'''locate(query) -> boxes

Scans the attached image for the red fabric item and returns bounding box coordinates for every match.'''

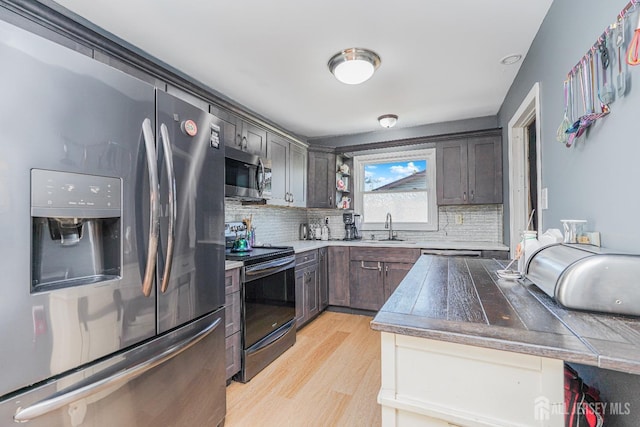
[564,364,604,427]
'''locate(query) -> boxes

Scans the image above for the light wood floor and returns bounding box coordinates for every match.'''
[226,311,381,427]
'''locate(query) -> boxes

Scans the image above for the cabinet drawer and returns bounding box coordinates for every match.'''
[225,290,241,337]
[225,268,240,294]
[296,249,318,269]
[350,247,420,264]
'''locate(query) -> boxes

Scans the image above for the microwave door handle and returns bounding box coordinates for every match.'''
[141,118,160,297]
[13,317,222,423]
[159,123,176,293]
[257,157,265,196]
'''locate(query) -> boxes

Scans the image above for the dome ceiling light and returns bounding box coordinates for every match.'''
[328,48,381,85]
[378,114,398,128]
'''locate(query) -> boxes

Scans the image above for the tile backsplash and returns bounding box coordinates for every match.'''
[226,201,503,244]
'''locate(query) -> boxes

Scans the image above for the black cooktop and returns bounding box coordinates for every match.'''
[225,245,295,266]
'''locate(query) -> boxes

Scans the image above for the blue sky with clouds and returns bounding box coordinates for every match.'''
[364,160,427,191]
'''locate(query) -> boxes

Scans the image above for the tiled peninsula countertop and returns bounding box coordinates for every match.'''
[371,255,640,375]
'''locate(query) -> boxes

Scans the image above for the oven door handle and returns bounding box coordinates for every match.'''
[246,320,295,355]
[244,255,296,281]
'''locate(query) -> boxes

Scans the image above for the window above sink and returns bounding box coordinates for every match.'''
[353,149,437,231]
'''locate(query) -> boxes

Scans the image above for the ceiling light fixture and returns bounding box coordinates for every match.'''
[500,54,523,65]
[378,114,398,128]
[328,48,381,85]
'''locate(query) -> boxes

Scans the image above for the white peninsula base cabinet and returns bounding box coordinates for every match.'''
[378,332,564,427]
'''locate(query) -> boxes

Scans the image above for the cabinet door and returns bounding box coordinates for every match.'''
[267,133,289,205]
[241,121,267,157]
[210,105,241,150]
[225,331,241,380]
[468,136,502,204]
[436,139,468,205]
[308,150,336,208]
[289,143,307,207]
[224,268,241,337]
[318,247,329,310]
[329,246,350,306]
[383,262,414,301]
[222,117,241,150]
[305,265,319,320]
[295,266,306,328]
[349,260,384,311]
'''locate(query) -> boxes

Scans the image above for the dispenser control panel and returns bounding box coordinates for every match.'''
[31,169,121,218]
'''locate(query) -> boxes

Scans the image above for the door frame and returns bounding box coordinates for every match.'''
[507,83,543,257]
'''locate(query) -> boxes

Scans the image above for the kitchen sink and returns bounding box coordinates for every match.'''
[361,239,413,244]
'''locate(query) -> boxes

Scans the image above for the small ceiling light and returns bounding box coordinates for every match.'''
[500,54,523,65]
[328,48,381,85]
[378,114,398,128]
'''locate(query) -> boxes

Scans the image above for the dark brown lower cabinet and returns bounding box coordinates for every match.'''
[349,260,384,310]
[383,262,415,301]
[328,246,350,306]
[295,264,319,328]
[224,268,241,380]
[349,247,420,311]
[318,247,329,310]
[295,249,326,329]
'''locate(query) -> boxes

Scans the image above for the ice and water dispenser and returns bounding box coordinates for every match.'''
[31,169,121,291]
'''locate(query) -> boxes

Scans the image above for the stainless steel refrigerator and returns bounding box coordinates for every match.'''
[0,16,226,426]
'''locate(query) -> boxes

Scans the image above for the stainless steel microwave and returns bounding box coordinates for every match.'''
[225,146,271,200]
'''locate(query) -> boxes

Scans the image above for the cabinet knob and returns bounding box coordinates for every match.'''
[470,190,474,201]
[463,191,467,202]
[242,136,248,150]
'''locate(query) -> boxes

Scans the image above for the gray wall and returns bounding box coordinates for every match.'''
[498,0,640,252]
[499,1,640,424]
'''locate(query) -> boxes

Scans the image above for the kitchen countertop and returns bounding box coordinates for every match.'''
[225,260,243,271]
[285,239,509,253]
[371,255,640,375]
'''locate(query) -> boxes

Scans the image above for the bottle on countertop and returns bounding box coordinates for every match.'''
[517,230,541,274]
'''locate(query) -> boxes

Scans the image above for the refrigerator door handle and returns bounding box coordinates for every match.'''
[159,123,176,293]
[13,317,222,423]
[141,118,161,297]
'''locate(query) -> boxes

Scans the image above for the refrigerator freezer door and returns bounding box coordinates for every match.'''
[0,19,156,397]
[0,309,226,427]
[155,91,225,333]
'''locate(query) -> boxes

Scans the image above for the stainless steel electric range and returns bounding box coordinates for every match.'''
[225,232,296,382]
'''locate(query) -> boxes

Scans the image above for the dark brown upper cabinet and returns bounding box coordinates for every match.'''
[307,147,336,209]
[436,134,502,205]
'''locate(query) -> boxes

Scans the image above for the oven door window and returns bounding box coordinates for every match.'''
[244,268,295,349]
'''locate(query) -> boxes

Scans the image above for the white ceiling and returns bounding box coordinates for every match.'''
[52,0,553,139]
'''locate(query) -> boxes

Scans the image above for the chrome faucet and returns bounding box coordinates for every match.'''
[384,212,393,240]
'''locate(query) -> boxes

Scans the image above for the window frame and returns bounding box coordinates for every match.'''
[353,149,438,231]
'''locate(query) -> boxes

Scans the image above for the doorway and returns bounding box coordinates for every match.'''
[507,83,542,257]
